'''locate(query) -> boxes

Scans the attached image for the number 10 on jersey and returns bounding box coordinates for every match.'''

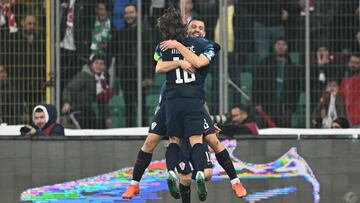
[173,57,196,84]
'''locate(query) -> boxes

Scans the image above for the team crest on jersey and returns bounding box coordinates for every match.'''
[151,122,157,130]
[178,162,186,171]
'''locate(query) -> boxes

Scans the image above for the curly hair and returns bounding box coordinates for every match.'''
[155,7,186,40]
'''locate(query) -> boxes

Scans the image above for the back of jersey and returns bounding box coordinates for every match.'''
[154,36,219,100]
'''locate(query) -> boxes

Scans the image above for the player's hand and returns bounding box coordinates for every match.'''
[179,60,195,74]
[160,40,180,51]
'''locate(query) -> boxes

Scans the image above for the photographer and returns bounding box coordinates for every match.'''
[215,104,259,136]
[20,105,65,136]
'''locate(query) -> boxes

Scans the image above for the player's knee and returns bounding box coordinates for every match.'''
[204,169,213,181]
[141,133,161,153]
[205,133,225,153]
[180,173,192,185]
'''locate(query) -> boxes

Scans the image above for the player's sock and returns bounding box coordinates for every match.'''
[166,143,180,171]
[215,149,237,180]
[180,183,191,203]
[191,143,207,172]
[132,150,152,182]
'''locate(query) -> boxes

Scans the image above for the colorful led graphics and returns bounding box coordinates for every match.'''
[21,139,320,202]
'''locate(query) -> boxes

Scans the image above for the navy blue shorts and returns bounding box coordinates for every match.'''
[148,103,167,136]
[176,141,212,175]
[165,98,207,138]
[148,99,215,137]
[203,108,215,137]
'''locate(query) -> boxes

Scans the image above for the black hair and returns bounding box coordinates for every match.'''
[90,54,107,64]
[96,0,113,12]
[232,104,250,114]
[155,7,186,40]
[35,108,44,113]
[123,3,137,12]
[350,52,360,58]
[273,36,288,45]
[188,17,205,24]
[332,117,350,128]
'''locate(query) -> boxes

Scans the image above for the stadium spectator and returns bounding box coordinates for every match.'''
[1,13,45,123]
[341,53,360,128]
[245,0,288,60]
[193,0,217,40]
[350,31,360,54]
[111,0,137,30]
[20,104,65,136]
[218,104,259,136]
[62,54,113,129]
[59,0,94,89]
[333,1,360,52]
[287,0,339,51]
[0,65,19,124]
[0,0,18,33]
[311,79,346,128]
[181,0,198,24]
[253,37,302,128]
[310,46,346,107]
[89,1,113,60]
[113,3,154,127]
[331,117,350,129]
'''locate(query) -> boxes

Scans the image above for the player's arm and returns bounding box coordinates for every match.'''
[155,59,194,74]
[160,40,210,68]
[153,47,195,74]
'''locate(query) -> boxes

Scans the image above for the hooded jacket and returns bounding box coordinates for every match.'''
[32,105,65,136]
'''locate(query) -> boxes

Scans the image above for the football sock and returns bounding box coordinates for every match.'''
[191,143,207,172]
[215,149,237,180]
[132,150,152,182]
[166,143,180,171]
[180,183,191,203]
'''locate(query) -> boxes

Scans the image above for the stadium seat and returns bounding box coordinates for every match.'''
[291,92,306,128]
[109,94,126,128]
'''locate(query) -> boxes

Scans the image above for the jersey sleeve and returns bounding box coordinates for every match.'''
[202,47,216,62]
[200,39,220,62]
[153,44,163,62]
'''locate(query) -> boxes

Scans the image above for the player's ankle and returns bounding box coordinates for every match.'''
[230,178,240,185]
[130,180,140,186]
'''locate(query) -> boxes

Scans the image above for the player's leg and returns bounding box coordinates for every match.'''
[164,98,186,199]
[203,107,247,198]
[192,150,213,181]
[176,155,194,203]
[204,168,213,181]
[166,136,181,199]
[179,173,192,203]
[188,135,207,201]
[122,105,166,199]
[185,102,209,201]
[122,133,162,199]
[205,133,247,198]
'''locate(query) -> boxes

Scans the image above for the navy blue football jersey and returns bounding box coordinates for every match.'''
[154,36,220,100]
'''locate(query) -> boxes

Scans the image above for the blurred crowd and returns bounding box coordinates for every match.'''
[1,0,360,130]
